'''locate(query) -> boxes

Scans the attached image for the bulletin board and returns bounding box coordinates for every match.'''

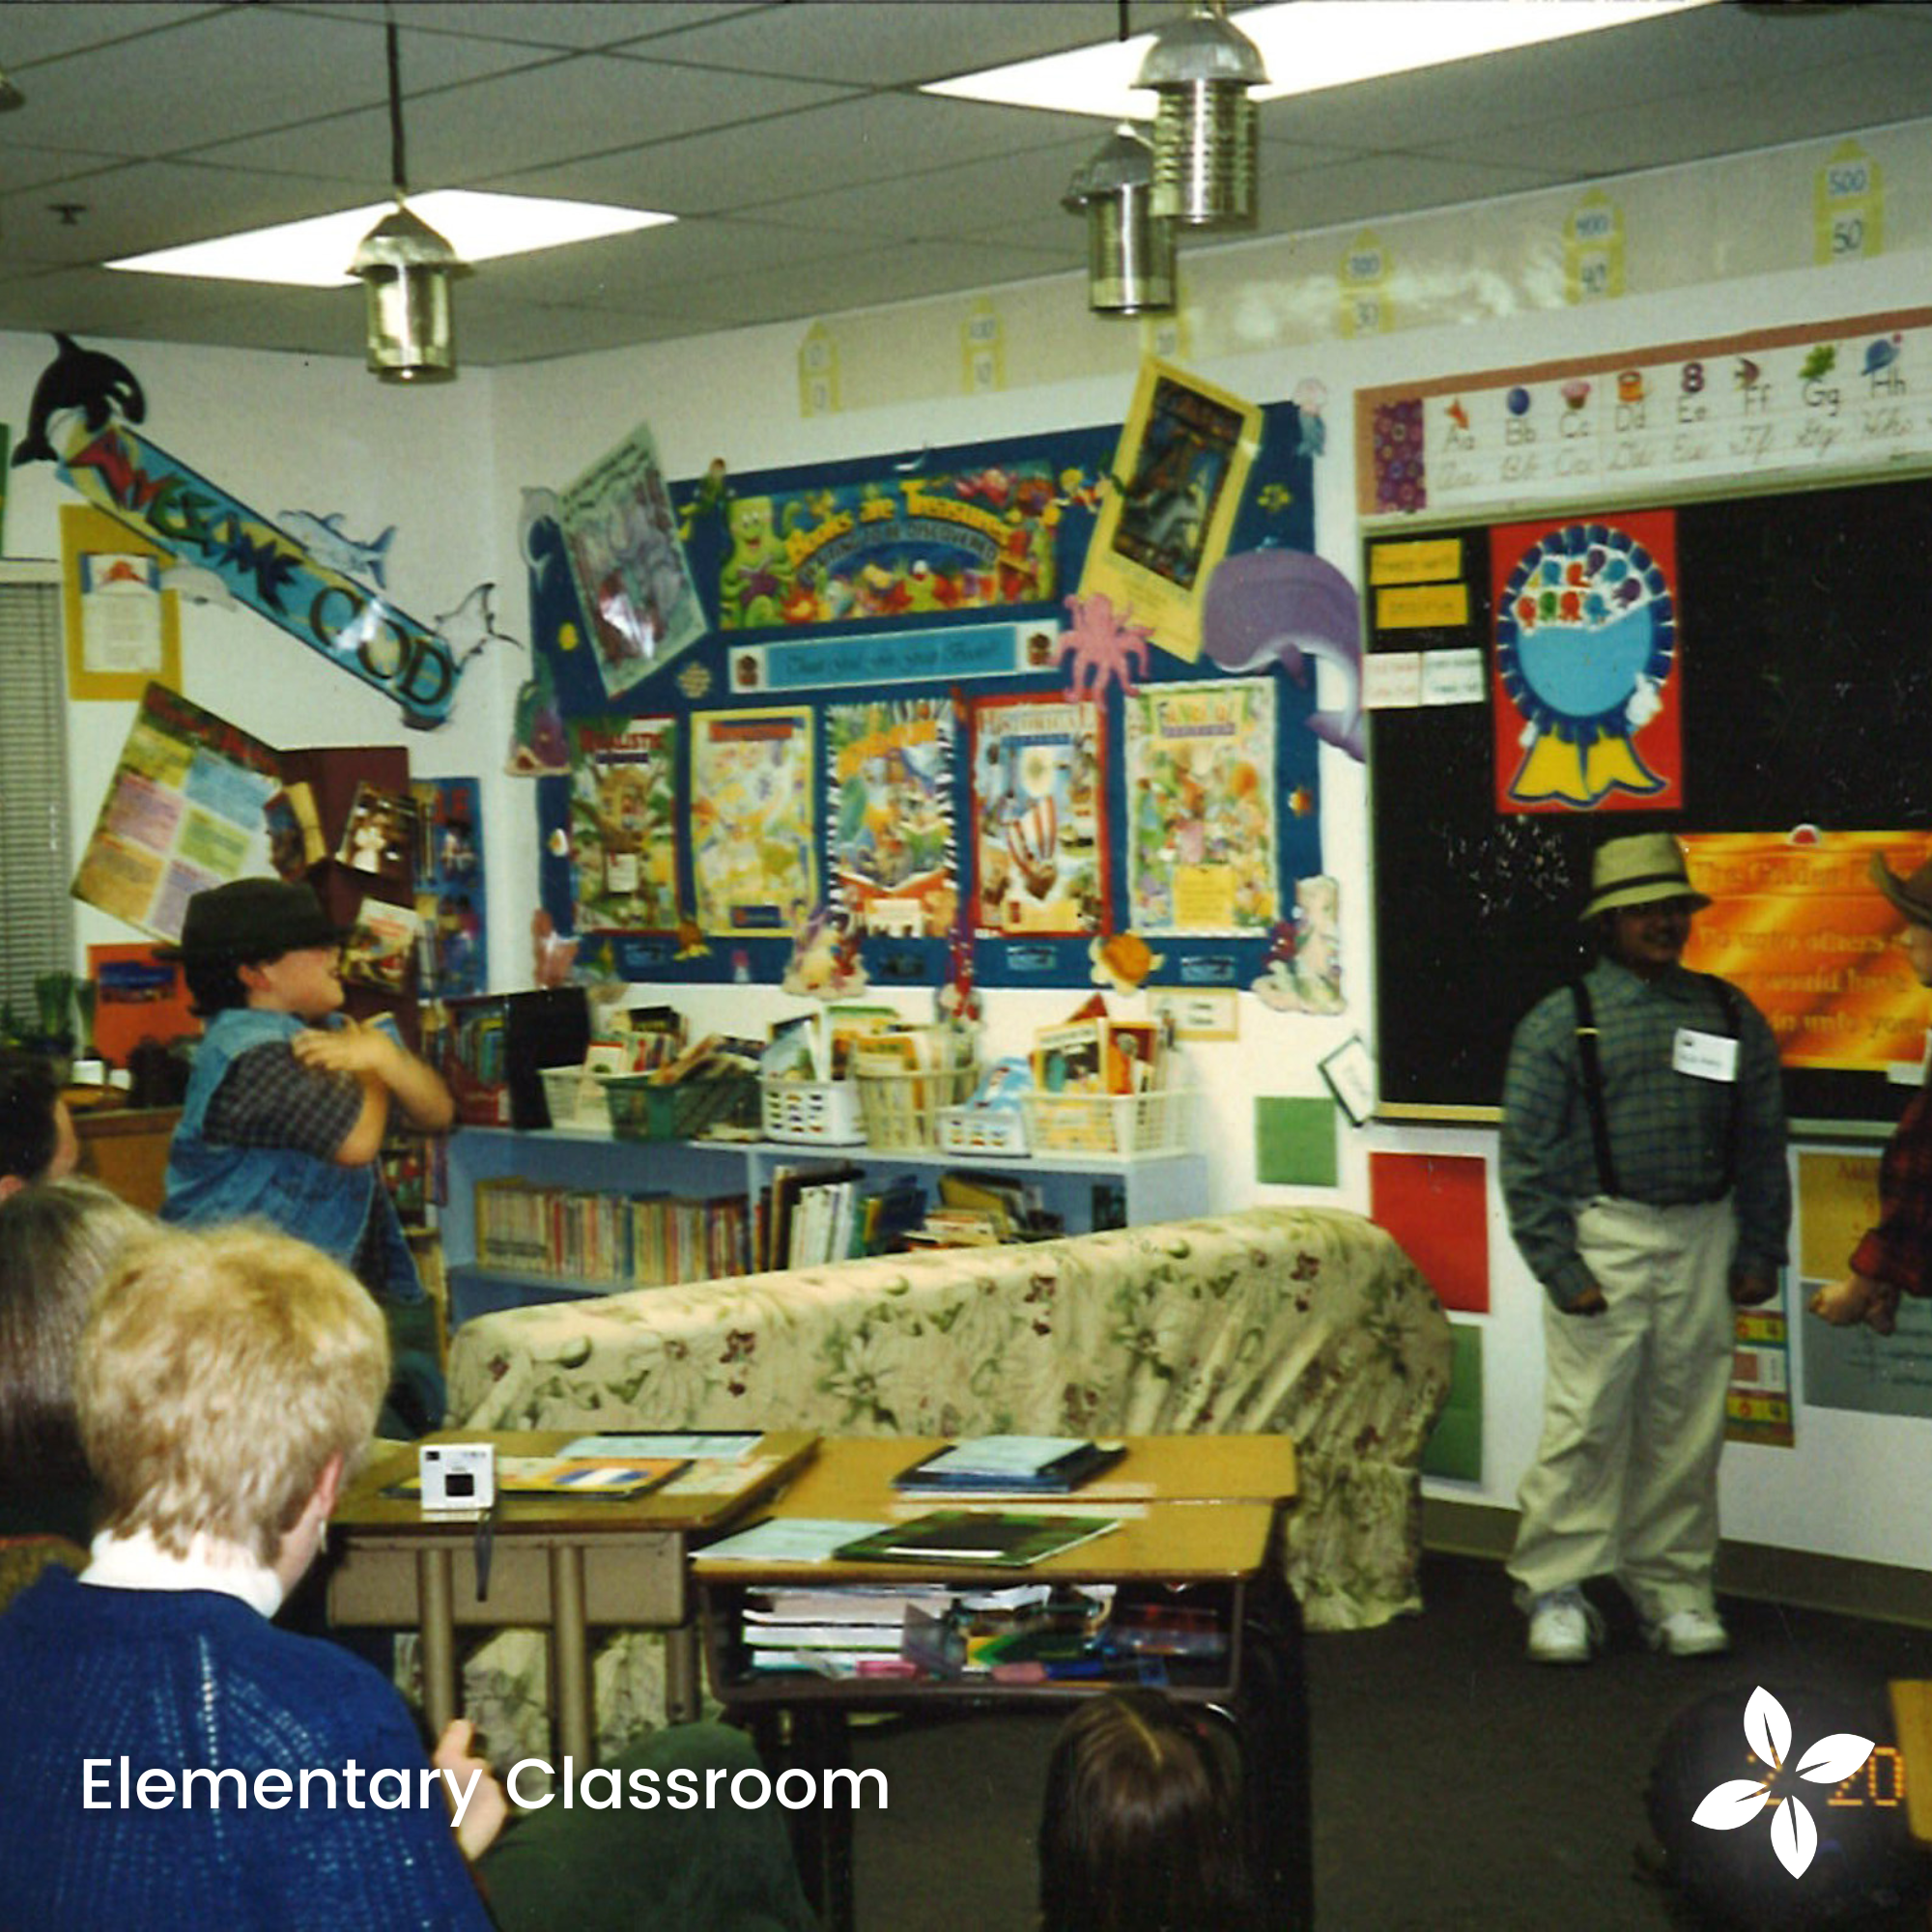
[1365,469,1932,1125]
[527,386,1331,996]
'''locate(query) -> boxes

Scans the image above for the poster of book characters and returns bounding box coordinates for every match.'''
[971,696,1106,937]
[826,698,957,938]
[569,717,681,934]
[1079,359,1262,664]
[692,708,816,935]
[71,683,280,944]
[557,422,707,701]
[1124,679,1279,935]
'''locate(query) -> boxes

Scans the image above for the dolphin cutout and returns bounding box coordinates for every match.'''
[1201,549,1365,763]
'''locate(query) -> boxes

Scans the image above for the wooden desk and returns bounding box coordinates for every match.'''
[328,1429,816,1768]
[761,1432,1298,1515]
[695,1435,1308,1931]
[72,1103,179,1212]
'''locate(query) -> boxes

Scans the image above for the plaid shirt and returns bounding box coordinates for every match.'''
[1501,956,1790,1309]
[1850,1082,1932,1313]
[203,1039,362,1159]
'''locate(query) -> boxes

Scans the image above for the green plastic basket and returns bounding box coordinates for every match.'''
[604,1071,758,1142]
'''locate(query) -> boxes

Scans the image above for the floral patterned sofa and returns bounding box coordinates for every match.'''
[437,1206,1450,1761]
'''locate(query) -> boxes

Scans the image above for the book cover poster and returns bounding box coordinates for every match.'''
[335,781,417,880]
[71,683,280,943]
[826,697,956,939]
[569,717,681,934]
[1123,678,1278,935]
[557,421,706,700]
[1490,508,1683,814]
[971,696,1106,937]
[340,896,420,991]
[412,778,487,1000]
[1079,358,1263,663]
[691,707,816,934]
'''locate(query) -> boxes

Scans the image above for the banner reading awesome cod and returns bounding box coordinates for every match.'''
[56,421,465,729]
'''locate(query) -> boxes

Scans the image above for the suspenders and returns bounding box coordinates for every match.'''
[1568,975,1741,1200]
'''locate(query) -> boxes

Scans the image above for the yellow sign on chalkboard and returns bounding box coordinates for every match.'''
[1369,538,1461,586]
[1374,582,1469,630]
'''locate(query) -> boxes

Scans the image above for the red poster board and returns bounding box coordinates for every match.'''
[1370,1151,1491,1314]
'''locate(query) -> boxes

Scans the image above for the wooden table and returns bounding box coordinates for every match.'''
[328,1429,816,1768]
[695,1435,1307,1931]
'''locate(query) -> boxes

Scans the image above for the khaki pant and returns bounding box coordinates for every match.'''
[1508,1195,1737,1624]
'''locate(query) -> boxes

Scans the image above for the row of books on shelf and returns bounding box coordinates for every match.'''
[472,1178,750,1288]
[755,1165,1061,1269]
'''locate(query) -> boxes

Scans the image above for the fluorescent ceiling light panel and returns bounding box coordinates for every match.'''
[109,191,672,286]
[924,0,1714,118]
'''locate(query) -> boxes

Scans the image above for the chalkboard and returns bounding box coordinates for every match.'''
[1367,471,1932,1122]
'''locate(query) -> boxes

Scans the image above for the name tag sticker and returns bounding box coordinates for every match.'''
[1674,1028,1738,1083]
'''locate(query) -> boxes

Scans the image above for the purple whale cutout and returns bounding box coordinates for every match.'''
[1201,549,1364,763]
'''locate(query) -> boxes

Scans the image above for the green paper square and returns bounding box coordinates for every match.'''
[1254,1095,1338,1187]
[1420,1321,1484,1482]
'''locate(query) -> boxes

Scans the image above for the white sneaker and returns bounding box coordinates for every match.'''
[1526,1588,1604,1664]
[1646,1606,1730,1658]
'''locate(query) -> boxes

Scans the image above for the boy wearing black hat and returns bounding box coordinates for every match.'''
[1500,833,1789,1665]
[160,878,453,1435]
[1810,853,1932,1337]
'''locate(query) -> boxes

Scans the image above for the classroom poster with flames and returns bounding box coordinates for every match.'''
[1682,831,1932,1073]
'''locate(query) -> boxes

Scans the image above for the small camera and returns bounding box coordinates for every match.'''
[418,1442,495,1513]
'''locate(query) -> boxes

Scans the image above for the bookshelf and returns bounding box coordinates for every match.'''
[440,1127,1210,1329]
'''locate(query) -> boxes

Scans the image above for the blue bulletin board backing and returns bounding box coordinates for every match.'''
[530,401,1321,993]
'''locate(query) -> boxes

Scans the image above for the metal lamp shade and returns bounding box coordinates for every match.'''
[1136,3,1266,228]
[349,202,468,384]
[1064,123,1176,316]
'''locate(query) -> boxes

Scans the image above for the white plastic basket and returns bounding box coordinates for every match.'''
[759,1077,865,1145]
[540,1064,612,1135]
[936,1103,1030,1157]
[854,1063,980,1151]
[1020,1085,1193,1157]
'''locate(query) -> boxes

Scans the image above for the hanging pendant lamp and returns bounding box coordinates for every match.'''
[1136,1,1267,229]
[1064,122,1176,316]
[349,14,468,383]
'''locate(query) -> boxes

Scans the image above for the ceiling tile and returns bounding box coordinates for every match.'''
[486,91,1106,220]
[0,9,549,163]
[200,52,856,189]
[272,2,772,56]
[631,2,1137,88]
[0,160,381,268]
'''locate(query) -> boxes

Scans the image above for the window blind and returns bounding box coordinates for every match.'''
[0,570,73,1029]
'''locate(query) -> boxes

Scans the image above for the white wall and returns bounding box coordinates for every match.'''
[14,109,1932,1572]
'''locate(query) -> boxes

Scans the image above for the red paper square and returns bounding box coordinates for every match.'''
[1370,1151,1490,1313]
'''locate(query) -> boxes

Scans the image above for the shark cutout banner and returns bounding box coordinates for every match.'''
[13,336,501,729]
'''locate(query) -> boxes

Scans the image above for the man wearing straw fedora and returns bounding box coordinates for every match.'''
[1810,852,1932,1338]
[1501,832,1788,1664]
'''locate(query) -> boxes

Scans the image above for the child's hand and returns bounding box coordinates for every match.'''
[292,1020,402,1079]
[431,1719,509,1860]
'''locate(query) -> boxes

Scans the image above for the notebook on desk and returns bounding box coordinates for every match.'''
[892,1436,1126,1495]
[834,1510,1121,1568]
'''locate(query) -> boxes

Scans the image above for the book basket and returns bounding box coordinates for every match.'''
[605,1072,758,1143]
[855,1063,980,1151]
[539,1065,613,1134]
[1020,1084,1194,1157]
[759,1078,865,1146]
